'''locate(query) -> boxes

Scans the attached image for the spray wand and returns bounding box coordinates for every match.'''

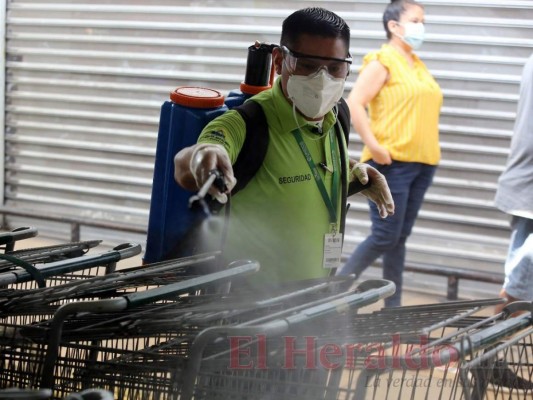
[188,170,227,216]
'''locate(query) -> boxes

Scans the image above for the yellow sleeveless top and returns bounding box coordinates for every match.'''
[360,44,442,165]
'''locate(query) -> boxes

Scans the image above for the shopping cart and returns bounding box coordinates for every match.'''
[458,301,533,400]
[0,242,140,292]
[0,242,141,329]
[0,255,261,395]
[318,298,511,400]
[186,297,527,400]
[350,301,532,400]
[6,275,392,399]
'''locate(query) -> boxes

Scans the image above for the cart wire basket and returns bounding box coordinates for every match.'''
[0,257,261,396]
[2,268,392,399]
[322,300,531,400]
[186,298,533,400]
[47,277,391,400]
[0,250,228,328]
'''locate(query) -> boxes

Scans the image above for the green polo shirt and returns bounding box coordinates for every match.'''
[198,77,349,284]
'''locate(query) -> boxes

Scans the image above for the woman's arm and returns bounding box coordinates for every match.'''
[347,60,391,165]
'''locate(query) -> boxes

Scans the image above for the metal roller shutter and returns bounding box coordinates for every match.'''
[3,0,533,295]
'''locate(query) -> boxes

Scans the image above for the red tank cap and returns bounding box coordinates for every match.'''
[170,86,225,109]
[240,82,272,96]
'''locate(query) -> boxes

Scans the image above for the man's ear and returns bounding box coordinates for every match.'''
[272,47,283,75]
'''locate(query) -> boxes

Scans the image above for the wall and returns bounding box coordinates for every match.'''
[3,0,533,295]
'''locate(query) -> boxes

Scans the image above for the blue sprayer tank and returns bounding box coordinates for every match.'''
[144,42,274,263]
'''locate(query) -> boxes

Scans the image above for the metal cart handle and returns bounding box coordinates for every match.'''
[283,279,395,325]
[454,311,532,356]
[0,226,39,250]
[47,259,260,316]
[0,242,142,286]
[125,259,260,307]
[240,278,390,327]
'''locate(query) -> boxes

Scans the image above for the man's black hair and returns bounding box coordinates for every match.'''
[280,7,350,54]
[383,0,423,39]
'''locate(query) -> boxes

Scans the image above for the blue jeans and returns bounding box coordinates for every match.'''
[337,161,436,307]
[503,216,533,301]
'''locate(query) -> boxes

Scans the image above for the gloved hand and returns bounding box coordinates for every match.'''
[350,162,395,218]
[189,143,237,203]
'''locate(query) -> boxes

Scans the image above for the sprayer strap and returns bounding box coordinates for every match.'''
[231,100,269,196]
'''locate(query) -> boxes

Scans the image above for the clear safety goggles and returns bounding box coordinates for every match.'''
[281,45,352,79]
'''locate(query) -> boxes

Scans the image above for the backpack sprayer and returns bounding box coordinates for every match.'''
[187,41,276,215]
[144,42,276,264]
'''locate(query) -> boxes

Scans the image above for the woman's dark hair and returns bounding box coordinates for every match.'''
[383,0,423,39]
[280,7,350,54]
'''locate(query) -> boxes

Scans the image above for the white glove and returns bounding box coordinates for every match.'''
[189,144,237,203]
[350,163,395,218]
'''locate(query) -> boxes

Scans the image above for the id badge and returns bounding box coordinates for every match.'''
[323,233,343,269]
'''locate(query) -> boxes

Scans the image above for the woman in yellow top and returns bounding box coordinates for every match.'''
[337,0,443,307]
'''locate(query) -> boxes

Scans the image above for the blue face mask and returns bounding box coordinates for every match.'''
[398,22,425,50]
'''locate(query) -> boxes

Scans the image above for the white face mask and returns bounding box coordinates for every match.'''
[397,22,425,50]
[286,69,345,120]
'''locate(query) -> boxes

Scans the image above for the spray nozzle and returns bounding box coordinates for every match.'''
[210,169,228,193]
[251,40,278,53]
[188,170,227,216]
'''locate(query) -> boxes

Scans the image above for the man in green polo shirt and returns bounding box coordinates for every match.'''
[174,7,394,285]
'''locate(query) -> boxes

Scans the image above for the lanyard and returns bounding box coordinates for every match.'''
[292,127,339,228]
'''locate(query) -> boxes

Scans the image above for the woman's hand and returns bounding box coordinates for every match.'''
[369,144,392,165]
